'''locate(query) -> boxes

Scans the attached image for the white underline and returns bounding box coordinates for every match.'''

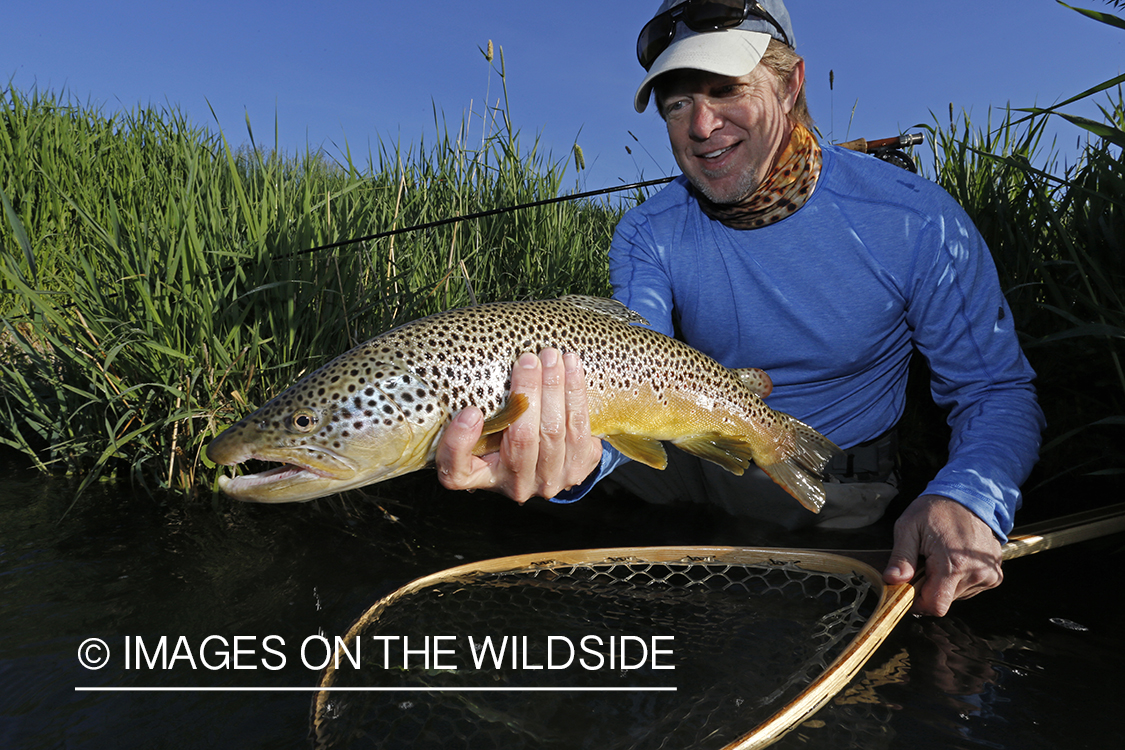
[75,686,677,693]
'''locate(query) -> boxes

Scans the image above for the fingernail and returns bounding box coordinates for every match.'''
[563,352,578,373]
[541,349,558,368]
[519,353,539,369]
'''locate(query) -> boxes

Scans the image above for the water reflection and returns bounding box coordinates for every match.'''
[1,469,1122,749]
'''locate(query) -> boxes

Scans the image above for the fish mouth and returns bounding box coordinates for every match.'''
[212,447,359,503]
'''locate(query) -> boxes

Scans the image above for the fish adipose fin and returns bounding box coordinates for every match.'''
[733,367,773,398]
[757,423,842,513]
[471,393,530,455]
[604,434,669,470]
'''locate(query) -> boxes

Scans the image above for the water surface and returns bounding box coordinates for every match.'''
[1,468,1121,749]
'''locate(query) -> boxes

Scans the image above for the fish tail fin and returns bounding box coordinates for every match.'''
[759,421,841,513]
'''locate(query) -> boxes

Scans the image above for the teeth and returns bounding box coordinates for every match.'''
[701,146,732,159]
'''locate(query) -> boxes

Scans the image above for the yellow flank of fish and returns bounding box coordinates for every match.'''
[206,296,841,510]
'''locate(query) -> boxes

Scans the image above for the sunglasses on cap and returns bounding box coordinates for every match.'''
[636,0,792,71]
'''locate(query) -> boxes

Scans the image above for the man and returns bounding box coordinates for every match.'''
[435,0,1044,617]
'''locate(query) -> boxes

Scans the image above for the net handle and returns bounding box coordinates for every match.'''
[312,503,1125,748]
[728,501,1125,749]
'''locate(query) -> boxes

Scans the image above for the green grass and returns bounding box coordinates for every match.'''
[917,95,1124,489]
[2,5,1123,502]
[0,51,623,498]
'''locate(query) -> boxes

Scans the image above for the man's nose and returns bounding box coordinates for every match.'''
[690,99,723,140]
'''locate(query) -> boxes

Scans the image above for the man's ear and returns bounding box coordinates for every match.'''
[783,59,805,114]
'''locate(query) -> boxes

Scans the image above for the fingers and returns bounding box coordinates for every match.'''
[502,352,551,503]
[884,495,1004,616]
[917,556,1003,617]
[533,349,567,499]
[563,353,603,487]
[503,349,601,501]
[434,406,492,491]
[434,349,601,504]
[884,527,921,586]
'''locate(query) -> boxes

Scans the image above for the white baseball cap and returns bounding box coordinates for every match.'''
[634,0,796,113]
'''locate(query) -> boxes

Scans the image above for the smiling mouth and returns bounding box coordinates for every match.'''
[700,145,735,160]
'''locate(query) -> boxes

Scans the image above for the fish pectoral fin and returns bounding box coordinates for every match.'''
[472,432,503,456]
[733,367,773,398]
[481,393,530,435]
[604,434,668,470]
[470,393,530,455]
[671,434,756,476]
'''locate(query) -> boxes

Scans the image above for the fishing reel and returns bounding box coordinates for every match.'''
[836,133,924,173]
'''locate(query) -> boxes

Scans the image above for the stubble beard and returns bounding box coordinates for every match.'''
[690,163,762,205]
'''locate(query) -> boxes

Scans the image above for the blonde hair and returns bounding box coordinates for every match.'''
[759,39,814,130]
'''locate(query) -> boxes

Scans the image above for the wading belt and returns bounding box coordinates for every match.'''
[825,429,898,484]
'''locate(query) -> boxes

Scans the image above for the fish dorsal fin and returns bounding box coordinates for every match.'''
[471,393,530,455]
[733,367,773,398]
[557,295,650,326]
[604,434,668,470]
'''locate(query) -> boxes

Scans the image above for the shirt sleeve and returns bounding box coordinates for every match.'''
[905,199,1045,539]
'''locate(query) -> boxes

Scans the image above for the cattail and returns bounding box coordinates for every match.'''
[573,143,585,171]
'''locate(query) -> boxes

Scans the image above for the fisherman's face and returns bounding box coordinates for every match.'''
[657,65,798,205]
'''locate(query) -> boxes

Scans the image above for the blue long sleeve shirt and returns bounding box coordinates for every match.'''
[557,144,1044,540]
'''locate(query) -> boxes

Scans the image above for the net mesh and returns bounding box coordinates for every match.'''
[312,554,879,750]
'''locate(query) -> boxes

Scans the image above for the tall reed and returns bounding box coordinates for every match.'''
[917,4,1125,488]
[0,51,624,497]
[3,8,1122,501]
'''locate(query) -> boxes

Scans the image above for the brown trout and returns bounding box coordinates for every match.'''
[206,296,840,509]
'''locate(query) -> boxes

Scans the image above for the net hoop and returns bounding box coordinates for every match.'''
[312,545,913,749]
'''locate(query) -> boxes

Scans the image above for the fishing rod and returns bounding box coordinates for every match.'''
[279,131,922,263]
[4,131,924,301]
[276,175,677,262]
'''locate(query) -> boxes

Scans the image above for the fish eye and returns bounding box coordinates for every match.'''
[287,408,318,433]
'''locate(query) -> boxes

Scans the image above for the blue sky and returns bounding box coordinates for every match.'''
[5,1,1122,191]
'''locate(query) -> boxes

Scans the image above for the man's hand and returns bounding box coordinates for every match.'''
[883,494,1003,616]
[434,349,603,504]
